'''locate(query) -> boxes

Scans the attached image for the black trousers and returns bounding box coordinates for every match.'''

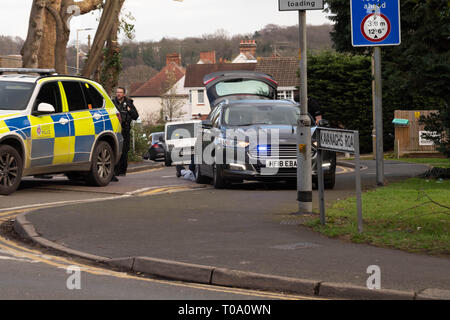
[115,128,130,176]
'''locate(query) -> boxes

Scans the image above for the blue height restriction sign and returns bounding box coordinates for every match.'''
[351,0,401,47]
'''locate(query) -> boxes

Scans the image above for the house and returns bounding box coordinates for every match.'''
[130,53,189,123]
[255,57,299,101]
[184,63,257,119]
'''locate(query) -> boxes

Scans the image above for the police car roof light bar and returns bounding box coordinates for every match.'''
[0,68,57,75]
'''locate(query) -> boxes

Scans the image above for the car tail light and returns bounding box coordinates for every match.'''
[152,144,159,148]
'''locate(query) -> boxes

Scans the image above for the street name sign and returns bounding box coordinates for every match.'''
[351,0,401,47]
[278,0,324,11]
[318,128,356,153]
[316,128,363,233]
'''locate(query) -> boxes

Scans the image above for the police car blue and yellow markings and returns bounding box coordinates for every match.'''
[0,77,121,172]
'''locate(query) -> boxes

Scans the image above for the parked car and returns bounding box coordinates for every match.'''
[147,132,166,161]
[164,120,201,167]
[0,68,123,195]
[194,71,336,189]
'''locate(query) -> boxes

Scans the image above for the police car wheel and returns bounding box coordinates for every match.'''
[87,141,115,187]
[0,145,23,195]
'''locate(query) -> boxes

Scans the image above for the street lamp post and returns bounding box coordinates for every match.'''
[76,28,94,75]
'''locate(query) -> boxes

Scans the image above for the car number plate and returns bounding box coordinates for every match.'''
[266,159,297,168]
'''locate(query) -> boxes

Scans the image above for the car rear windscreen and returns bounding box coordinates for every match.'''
[215,79,271,97]
[166,123,196,140]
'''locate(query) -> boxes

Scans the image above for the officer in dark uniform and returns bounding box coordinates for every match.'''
[112,87,139,182]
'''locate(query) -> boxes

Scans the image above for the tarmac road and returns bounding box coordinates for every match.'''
[4,160,447,299]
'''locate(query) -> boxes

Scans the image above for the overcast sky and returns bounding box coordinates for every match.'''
[2,0,333,44]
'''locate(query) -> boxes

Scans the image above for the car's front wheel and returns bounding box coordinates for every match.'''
[213,164,228,189]
[87,141,115,186]
[195,164,210,184]
[0,145,23,195]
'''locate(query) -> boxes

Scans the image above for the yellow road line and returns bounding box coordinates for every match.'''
[0,237,323,300]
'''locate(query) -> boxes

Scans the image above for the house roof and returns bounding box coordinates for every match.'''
[255,57,299,88]
[130,63,185,97]
[184,63,256,88]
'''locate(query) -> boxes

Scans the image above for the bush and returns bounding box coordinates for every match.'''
[308,51,373,153]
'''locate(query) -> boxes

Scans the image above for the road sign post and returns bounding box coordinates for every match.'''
[317,128,363,233]
[279,0,324,214]
[351,0,401,186]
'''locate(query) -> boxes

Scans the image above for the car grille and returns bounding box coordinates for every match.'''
[249,144,317,159]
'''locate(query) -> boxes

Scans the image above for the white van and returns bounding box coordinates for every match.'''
[164,120,201,166]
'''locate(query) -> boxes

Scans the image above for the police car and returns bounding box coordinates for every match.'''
[0,68,123,195]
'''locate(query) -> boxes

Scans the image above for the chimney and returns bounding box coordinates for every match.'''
[199,51,216,64]
[166,53,181,66]
[239,40,257,58]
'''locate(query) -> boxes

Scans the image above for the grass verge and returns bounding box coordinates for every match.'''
[304,178,450,256]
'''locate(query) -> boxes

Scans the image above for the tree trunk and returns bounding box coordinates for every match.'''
[81,0,125,78]
[101,1,123,94]
[38,0,61,69]
[21,0,47,68]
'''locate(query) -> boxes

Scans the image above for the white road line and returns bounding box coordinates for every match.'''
[0,256,39,263]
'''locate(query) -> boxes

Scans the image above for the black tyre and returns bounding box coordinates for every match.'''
[164,152,172,167]
[325,173,336,189]
[0,145,23,195]
[195,164,210,184]
[87,141,115,187]
[213,164,228,189]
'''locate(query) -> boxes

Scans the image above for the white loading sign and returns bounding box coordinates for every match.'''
[361,10,391,42]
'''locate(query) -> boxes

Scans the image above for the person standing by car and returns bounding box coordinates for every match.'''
[112,87,139,182]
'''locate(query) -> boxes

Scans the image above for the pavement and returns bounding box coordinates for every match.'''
[12,160,450,299]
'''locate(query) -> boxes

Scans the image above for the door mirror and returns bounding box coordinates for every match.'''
[36,103,55,114]
[202,119,213,128]
[318,119,330,127]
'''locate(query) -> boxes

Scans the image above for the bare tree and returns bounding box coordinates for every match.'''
[160,71,187,122]
[81,0,125,78]
[21,0,46,68]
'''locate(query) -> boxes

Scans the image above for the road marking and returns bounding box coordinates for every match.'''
[128,167,164,175]
[0,237,324,300]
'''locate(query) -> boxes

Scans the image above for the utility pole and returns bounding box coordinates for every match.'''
[297,10,313,214]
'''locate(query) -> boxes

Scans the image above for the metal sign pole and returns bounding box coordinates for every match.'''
[374,48,384,186]
[297,10,313,214]
[354,132,363,233]
[317,145,325,225]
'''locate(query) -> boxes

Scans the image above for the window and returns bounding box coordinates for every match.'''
[215,80,270,97]
[189,90,192,104]
[0,82,35,110]
[223,105,300,126]
[34,82,62,113]
[62,81,87,112]
[198,90,204,104]
[82,82,104,109]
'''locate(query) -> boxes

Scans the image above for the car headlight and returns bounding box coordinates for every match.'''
[217,138,250,148]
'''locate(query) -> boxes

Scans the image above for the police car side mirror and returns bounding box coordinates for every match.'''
[36,103,55,114]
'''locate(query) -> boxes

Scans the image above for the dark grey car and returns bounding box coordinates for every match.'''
[194,71,336,189]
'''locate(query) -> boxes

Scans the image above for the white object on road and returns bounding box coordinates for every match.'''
[180,169,196,182]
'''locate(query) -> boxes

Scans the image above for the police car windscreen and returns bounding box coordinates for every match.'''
[167,123,196,140]
[0,82,35,110]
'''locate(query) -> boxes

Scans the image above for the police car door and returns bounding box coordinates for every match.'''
[61,81,104,164]
[29,81,70,167]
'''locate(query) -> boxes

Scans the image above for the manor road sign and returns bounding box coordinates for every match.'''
[351,0,401,47]
[278,0,324,11]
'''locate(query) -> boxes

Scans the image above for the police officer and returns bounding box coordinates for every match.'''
[112,87,139,182]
